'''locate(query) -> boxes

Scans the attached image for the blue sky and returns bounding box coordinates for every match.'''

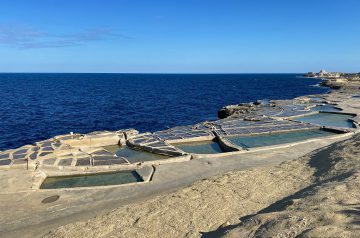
[0,0,359,73]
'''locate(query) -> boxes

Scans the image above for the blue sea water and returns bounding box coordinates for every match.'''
[0,73,327,151]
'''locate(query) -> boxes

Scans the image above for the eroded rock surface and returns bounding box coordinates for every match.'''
[44,135,360,238]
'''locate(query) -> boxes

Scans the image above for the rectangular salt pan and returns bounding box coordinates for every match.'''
[227,129,339,148]
[295,113,355,128]
[172,140,224,154]
[104,145,169,163]
[40,171,143,189]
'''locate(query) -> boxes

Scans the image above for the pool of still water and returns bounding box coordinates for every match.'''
[310,96,325,100]
[172,140,223,154]
[104,145,169,163]
[295,112,355,128]
[227,129,338,149]
[40,170,143,189]
[310,104,342,112]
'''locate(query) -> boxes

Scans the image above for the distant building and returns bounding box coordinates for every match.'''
[319,69,327,75]
[304,69,341,78]
[318,69,340,78]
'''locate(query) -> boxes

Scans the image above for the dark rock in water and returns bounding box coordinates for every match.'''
[253,100,261,106]
[218,103,255,119]
[217,107,232,119]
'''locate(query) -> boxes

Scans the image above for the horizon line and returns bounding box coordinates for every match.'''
[0,72,307,74]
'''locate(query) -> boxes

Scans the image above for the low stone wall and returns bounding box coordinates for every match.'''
[217,136,243,152]
[126,142,184,157]
[322,126,355,133]
[281,111,319,119]
[136,166,155,182]
[37,162,142,173]
[60,132,122,148]
[165,135,215,144]
[140,154,191,166]
[212,130,243,152]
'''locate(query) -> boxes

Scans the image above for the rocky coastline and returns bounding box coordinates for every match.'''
[44,73,360,238]
[305,69,360,89]
[1,71,360,238]
[218,70,360,119]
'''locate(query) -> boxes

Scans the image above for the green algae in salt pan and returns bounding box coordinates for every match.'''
[105,145,169,163]
[295,112,355,128]
[172,140,223,154]
[227,129,338,149]
[40,171,143,189]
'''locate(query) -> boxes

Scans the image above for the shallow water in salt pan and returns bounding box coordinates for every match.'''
[227,129,338,148]
[104,145,169,163]
[172,141,223,154]
[296,112,354,128]
[310,104,342,112]
[40,171,142,189]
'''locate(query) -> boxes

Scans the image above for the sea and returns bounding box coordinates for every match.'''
[0,73,328,151]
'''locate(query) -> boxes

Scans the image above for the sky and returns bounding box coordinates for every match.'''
[0,0,359,73]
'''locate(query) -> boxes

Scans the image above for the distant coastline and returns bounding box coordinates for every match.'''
[304,69,360,89]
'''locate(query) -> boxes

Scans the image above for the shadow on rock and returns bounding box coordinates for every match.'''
[201,137,358,238]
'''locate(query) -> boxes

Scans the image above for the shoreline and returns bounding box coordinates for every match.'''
[44,134,360,238]
[1,72,360,237]
[3,134,354,238]
[0,73,324,152]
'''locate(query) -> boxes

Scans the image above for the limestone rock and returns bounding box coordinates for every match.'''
[218,103,255,119]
